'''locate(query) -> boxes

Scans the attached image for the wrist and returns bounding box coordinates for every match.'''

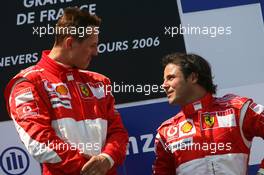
[99,153,114,169]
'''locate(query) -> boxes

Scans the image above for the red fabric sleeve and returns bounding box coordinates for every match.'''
[242,101,264,169]
[153,133,176,175]
[6,81,87,174]
[101,79,129,167]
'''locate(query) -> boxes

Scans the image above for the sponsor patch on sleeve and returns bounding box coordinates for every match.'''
[15,88,34,107]
[250,103,264,115]
[16,101,39,118]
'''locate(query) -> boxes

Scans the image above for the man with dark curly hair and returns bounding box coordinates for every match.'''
[153,53,264,175]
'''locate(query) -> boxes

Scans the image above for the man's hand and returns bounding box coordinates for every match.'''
[80,154,111,175]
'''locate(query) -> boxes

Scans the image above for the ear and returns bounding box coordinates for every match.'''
[64,36,74,49]
[188,72,198,84]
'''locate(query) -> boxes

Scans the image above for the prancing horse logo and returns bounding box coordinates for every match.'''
[80,84,89,97]
[204,114,215,127]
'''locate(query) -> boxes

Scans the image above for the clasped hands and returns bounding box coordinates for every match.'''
[80,153,111,175]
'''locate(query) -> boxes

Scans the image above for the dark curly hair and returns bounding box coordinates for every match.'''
[162,53,217,94]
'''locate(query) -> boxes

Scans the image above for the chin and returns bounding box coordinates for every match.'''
[79,64,89,70]
[168,98,179,105]
[168,98,175,105]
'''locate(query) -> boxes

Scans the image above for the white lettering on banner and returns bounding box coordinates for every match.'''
[98,41,129,53]
[126,134,155,155]
[39,5,96,23]
[17,12,35,25]
[0,53,38,67]
[98,37,160,54]
[39,8,64,22]
[23,0,73,8]
[17,3,96,25]
[141,134,155,153]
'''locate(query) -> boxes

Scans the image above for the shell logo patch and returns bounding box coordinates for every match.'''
[55,85,68,96]
[181,121,193,133]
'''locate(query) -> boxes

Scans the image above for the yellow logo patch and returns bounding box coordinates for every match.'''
[181,121,193,133]
[204,114,215,127]
[55,85,68,95]
[80,84,89,97]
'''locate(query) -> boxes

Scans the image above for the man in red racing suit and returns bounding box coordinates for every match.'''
[5,7,128,175]
[153,53,264,175]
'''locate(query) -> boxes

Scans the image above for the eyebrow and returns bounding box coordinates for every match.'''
[164,74,175,80]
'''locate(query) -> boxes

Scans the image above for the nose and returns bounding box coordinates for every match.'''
[162,80,169,90]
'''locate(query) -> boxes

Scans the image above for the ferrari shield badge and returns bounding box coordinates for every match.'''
[204,114,215,127]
